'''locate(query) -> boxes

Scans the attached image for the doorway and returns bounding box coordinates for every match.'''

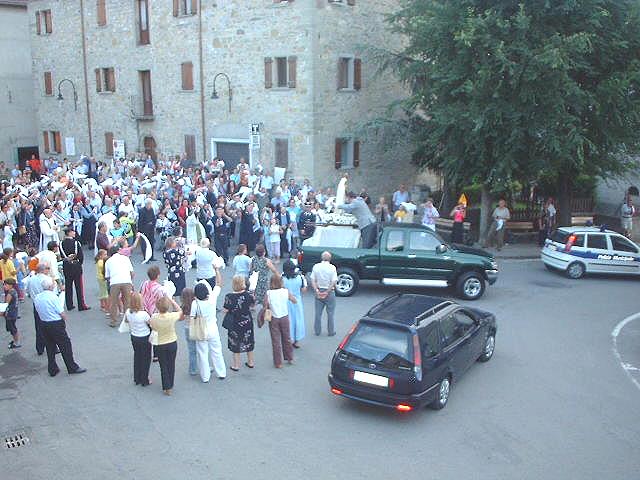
[143,136,157,160]
[213,141,249,172]
[17,146,39,170]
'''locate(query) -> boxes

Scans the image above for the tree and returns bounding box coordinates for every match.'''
[382,0,640,234]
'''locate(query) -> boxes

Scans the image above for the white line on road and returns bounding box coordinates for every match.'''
[612,312,640,391]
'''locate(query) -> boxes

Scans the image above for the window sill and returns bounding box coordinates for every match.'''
[269,87,296,92]
[178,89,197,93]
[340,166,355,170]
[44,93,54,97]
[175,12,197,18]
[273,1,292,6]
[98,91,115,95]
[328,1,346,6]
[338,88,357,93]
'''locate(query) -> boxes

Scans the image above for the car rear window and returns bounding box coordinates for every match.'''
[344,323,413,368]
[549,229,570,244]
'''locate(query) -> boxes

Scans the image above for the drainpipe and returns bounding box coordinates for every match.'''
[78,0,94,156]
[198,0,206,164]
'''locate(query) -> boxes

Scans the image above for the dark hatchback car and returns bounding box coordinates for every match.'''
[328,294,497,412]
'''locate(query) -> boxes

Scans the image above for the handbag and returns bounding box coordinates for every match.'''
[18,225,26,235]
[222,311,234,330]
[149,330,159,346]
[257,308,266,328]
[117,311,130,333]
[189,302,208,341]
[264,308,272,323]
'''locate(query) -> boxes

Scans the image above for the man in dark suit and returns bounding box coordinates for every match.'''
[137,198,157,261]
[60,227,90,311]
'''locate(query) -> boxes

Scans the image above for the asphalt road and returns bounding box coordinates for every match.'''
[1,251,639,480]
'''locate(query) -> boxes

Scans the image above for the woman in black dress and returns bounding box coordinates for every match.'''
[162,236,187,297]
[223,275,255,371]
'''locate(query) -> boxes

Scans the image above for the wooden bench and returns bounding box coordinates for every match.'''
[571,215,594,226]
[435,218,472,243]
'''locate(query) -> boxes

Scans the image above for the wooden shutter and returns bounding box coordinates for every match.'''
[184,135,196,161]
[44,72,52,95]
[105,132,114,155]
[106,68,116,92]
[287,56,297,88]
[54,132,62,153]
[35,11,41,35]
[353,140,360,167]
[181,62,194,90]
[97,0,107,26]
[264,57,273,89]
[173,0,179,16]
[338,58,347,89]
[334,139,342,169]
[44,10,52,34]
[347,0,356,5]
[95,68,102,92]
[190,0,198,14]
[354,58,362,90]
[43,132,50,153]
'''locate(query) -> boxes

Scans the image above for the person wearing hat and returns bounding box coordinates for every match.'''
[60,227,90,311]
[297,202,316,242]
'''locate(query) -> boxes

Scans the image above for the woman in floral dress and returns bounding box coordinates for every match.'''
[223,275,256,371]
[250,244,278,305]
[163,236,187,297]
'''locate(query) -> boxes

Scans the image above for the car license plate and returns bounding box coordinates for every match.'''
[353,370,389,387]
[547,244,557,251]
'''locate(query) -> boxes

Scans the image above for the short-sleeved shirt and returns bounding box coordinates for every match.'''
[310,261,338,289]
[232,255,251,276]
[105,253,133,285]
[126,309,151,337]
[150,312,181,345]
[34,290,64,322]
[5,288,17,320]
[195,248,216,279]
[0,259,17,282]
[267,288,290,318]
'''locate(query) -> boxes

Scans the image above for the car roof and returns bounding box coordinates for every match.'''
[365,294,454,326]
[556,226,617,234]
[381,222,431,231]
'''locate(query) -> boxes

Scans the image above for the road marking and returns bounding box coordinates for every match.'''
[499,258,539,263]
[611,312,640,391]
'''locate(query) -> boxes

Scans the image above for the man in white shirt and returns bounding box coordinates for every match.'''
[36,241,62,288]
[39,209,59,251]
[104,247,134,327]
[195,238,221,288]
[310,251,338,336]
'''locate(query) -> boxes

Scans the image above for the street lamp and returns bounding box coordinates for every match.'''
[57,78,78,112]
[211,72,232,112]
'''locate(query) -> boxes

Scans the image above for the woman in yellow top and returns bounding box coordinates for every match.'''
[149,296,184,396]
[0,248,17,282]
[95,249,109,313]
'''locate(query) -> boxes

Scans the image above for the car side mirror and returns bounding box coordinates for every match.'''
[436,244,447,254]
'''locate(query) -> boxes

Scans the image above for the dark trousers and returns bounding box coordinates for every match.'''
[361,223,377,249]
[268,315,293,367]
[214,235,228,263]
[155,341,177,390]
[63,266,86,309]
[141,228,155,258]
[41,320,79,375]
[33,307,45,355]
[196,277,216,289]
[130,334,152,386]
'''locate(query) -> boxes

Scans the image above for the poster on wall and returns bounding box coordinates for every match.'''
[113,139,126,160]
[65,137,76,156]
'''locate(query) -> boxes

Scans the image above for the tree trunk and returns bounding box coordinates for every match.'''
[478,184,492,246]
[557,176,572,226]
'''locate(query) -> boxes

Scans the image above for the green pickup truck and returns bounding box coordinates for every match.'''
[298,223,498,300]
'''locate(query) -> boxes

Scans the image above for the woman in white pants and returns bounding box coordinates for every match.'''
[191,269,227,383]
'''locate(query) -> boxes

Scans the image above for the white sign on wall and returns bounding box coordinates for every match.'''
[250,134,261,150]
[65,137,76,156]
[113,139,126,159]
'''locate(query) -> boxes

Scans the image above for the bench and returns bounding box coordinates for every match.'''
[435,218,472,243]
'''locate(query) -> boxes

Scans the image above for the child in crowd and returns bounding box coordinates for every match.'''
[268,218,282,262]
[95,249,109,313]
[232,244,251,284]
[0,248,17,283]
[13,252,27,302]
[2,222,14,250]
[3,278,20,349]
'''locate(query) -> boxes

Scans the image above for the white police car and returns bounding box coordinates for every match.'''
[541,226,640,279]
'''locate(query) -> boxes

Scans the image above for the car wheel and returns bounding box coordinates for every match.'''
[477,333,495,362]
[430,376,451,410]
[566,261,585,279]
[335,268,359,297]
[456,271,485,300]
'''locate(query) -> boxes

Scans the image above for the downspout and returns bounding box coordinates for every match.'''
[78,0,93,156]
[198,0,206,164]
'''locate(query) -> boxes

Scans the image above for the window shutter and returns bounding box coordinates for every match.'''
[190,0,198,14]
[44,10,52,34]
[97,0,107,25]
[107,68,116,92]
[337,58,345,89]
[173,0,179,16]
[95,68,102,92]
[181,62,194,90]
[35,11,41,35]
[334,139,342,169]
[54,132,62,153]
[44,72,52,95]
[264,57,273,89]
[105,132,114,155]
[353,140,360,167]
[287,56,297,88]
[347,0,356,5]
[184,135,196,161]
[354,58,362,90]
[43,132,50,153]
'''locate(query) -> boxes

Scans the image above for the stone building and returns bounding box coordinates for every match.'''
[27,0,436,196]
[1,0,38,169]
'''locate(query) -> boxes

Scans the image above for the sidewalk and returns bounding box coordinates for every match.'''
[474,242,541,260]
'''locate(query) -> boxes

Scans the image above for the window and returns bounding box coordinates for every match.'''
[344,324,412,368]
[35,10,52,35]
[97,0,107,26]
[173,0,197,16]
[334,138,360,169]
[586,234,608,250]
[420,326,441,358]
[337,57,361,90]
[572,234,585,248]
[329,0,356,4]
[139,70,153,116]
[105,132,114,156]
[184,134,196,161]
[181,62,194,90]
[386,230,404,252]
[44,72,53,96]
[95,68,116,93]
[264,56,296,89]
[439,315,464,348]
[137,0,150,45]
[452,310,476,337]
[274,138,288,169]
[611,235,639,253]
[409,231,440,251]
[43,131,62,154]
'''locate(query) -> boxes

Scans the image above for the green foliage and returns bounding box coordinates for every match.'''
[384,0,640,191]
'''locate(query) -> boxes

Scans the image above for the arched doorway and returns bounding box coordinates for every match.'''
[143,136,157,160]
[628,186,639,197]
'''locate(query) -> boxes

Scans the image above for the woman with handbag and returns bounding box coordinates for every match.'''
[191,271,227,383]
[149,296,184,396]
[140,265,166,363]
[250,243,278,306]
[264,274,297,369]
[223,275,255,371]
[282,260,306,349]
[124,293,152,387]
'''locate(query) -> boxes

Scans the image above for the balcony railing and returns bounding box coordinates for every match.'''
[130,95,154,120]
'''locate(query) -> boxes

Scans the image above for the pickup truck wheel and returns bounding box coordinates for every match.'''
[335,268,359,297]
[456,271,485,300]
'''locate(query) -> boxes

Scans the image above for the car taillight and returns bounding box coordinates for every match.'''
[297,251,303,265]
[331,388,343,395]
[412,334,422,382]
[396,404,412,412]
[338,322,359,350]
[388,378,395,389]
[565,235,576,252]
